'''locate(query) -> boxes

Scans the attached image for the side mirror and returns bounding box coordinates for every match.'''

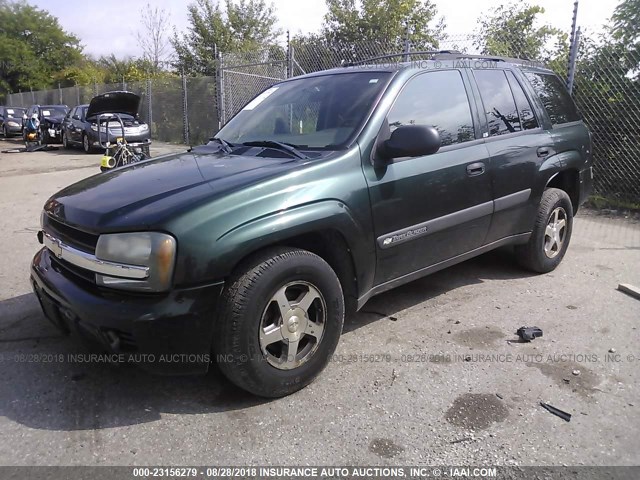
[380,125,441,160]
[72,115,80,120]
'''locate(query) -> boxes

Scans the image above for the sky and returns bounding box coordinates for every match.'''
[28,0,621,59]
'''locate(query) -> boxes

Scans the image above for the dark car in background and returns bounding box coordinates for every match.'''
[0,106,25,137]
[62,96,151,154]
[23,104,69,144]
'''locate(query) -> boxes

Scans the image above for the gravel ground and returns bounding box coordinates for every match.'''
[0,137,639,467]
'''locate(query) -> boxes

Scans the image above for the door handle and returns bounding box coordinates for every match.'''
[466,162,485,176]
[537,147,551,158]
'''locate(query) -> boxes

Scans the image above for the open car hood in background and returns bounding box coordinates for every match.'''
[86,91,141,119]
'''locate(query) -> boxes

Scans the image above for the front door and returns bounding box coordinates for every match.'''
[363,69,493,285]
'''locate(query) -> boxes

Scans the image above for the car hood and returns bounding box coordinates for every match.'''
[45,151,300,231]
[86,91,140,118]
[42,117,64,124]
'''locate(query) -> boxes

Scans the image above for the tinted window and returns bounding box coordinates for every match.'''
[506,71,538,130]
[474,70,520,136]
[524,72,580,124]
[388,70,475,147]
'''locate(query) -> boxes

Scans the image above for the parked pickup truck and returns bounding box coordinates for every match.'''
[31,52,593,397]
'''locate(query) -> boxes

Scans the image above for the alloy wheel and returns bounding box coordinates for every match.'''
[544,207,567,259]
[259,281,326,370]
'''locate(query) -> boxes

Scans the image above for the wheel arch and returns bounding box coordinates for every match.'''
[545,169,580,214]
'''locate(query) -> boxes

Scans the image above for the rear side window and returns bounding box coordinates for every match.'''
[524,72,580,124]
[388,70,475,147]
[506,71,539,130]
[473,69,521,136]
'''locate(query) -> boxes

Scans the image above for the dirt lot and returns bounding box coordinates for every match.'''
[0,136,639,467]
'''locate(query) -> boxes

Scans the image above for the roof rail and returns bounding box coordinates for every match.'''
[432,52,535,64]
[343,50,462,67]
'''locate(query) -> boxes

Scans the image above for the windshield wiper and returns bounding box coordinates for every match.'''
[242,140,309,159]
[209,137,234,153]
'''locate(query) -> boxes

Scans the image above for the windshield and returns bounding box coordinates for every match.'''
[217,72,392,150]
[5,108,25,118]
[41,107,68,117]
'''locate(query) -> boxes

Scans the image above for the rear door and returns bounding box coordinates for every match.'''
[364,69,493,284]
[470,68,555,242]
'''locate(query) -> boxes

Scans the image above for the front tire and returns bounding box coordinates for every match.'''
[62,131,70,149]
[214,247,344,397]
[515,188,573,273]
[82,133,91,153]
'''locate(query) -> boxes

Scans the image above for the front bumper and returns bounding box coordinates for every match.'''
[43,126,63,143]
[89,130,151,147]
[31,247,224,375]
[3,123,22,135]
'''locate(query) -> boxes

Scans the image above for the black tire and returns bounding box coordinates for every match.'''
[214,247,344,397]
[62,131,70,149]
[41,128,49,145]
[82,133,91,153]
[142,145,151,158]
[2,126,7,138]
[515,188,573,273]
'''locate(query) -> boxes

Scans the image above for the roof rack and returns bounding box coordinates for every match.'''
[343,50,462,67]
[432,52,535,64]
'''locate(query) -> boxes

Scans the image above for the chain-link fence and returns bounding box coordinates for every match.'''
[5,33,640,203]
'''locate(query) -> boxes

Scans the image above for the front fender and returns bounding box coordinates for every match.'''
[174,200,376,291]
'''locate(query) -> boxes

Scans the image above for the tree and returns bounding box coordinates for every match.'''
[136,3,172,73]
[474,3,568,64]
[611,0,640,74]
[0,1,83,94]
[171,0,280,75]
[98,55,148,84]
[321,0,444,50]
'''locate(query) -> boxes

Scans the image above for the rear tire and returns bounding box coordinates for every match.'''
[214,247,344,398]
[515,188,573,273]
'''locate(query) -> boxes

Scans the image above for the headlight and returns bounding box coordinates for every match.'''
[7,121,19,127]
[94,232,176,292]
[90,124,98,132]
[140,124,149,131]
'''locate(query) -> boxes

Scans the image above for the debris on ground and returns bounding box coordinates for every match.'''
[572,369,581,376]
[390,369,398,386]
[496,393,504,400]
[516,326,543,342]
[540,402,572,422]
[618,284,640,301]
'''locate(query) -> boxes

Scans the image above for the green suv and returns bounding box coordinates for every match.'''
[31,53,593,397]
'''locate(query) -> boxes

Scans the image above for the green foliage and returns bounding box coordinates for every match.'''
[322,0,444,49]
[0,1,83,94]
[171,0,280,75]
[474,3,568,65]
[611,0,640,75]
[573,31,640,202]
